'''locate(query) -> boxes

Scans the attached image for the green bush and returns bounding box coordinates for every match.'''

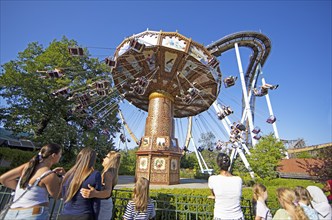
[0,147,36,175]
[180,168,196,179]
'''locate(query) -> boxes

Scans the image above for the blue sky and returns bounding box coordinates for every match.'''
[1,1,331,147]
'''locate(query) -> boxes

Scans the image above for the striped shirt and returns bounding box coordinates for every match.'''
[123,200,156,220]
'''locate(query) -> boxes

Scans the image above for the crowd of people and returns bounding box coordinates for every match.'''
[208,152,331,220]
[0,144,331,220]
[0,144,155,220]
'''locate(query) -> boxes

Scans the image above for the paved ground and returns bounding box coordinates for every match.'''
[114,175,209,189]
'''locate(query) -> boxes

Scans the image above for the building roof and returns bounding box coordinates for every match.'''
[277,158,325,179]
[0,128,37,149]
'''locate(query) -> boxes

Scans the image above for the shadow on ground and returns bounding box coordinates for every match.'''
[115,175,208,189]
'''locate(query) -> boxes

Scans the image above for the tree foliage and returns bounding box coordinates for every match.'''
[247,134,286,179]
[0,37,121,162]
[119,148,138,175]
[314,147,332,180]
[197,132,219,172]
[180,152,197,169]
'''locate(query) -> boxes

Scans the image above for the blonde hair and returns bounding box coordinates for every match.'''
[102,151,121,188]
[133,177,150,212]
[252,183,267,202]
[277,188,309,220]
[62,148,97,203]
[294,186,313,207]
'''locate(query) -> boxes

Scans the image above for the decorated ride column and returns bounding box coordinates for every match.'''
[112,30,222,185]
[136,91,181,184]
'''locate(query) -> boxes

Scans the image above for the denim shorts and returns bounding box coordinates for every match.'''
[5,206,49,220]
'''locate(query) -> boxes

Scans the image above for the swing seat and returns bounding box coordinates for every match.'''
[68,47,84,56]
[84,117,96,128]
[197,146,204,152]
[133,86,145,95]
[78,94,90,107]
[266,115,276,124]
[252,126,261,134]
[97,90,108,96]
[95,80,109,89]
[120,134,126,143]
[105,58,116,67]
[208,56,219,69]
[223,76,237,88]
[52,87,70,97]
[138,77,148,87]
[253,134,261,140]
[130,39,145,53]
[217,112,226,120]
[47,70,63,78]
[236,123,246,131]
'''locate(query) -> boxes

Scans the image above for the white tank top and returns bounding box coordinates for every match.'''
[10,170,53,208]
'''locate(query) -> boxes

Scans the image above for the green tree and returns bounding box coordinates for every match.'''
[180,152,197,169]
[119,148,137,175]
[314,146,332,180]
[197,132,218,173]
[0,37,121,162]
[247,134,286,179]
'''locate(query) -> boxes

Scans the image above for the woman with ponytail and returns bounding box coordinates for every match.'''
[208,153,244,220]
[80,151,121,220]
[0,143,65,219]
[273,187,309,220]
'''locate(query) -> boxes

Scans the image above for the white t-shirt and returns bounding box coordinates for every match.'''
[256,200,272,220]
[208,175,244,219]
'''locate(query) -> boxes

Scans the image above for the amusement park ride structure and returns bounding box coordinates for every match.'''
[54,30,280,184]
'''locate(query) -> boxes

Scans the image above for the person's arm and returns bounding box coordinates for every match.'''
[149,202,156,219]
[80,172,113,199]
[92,171,102,220]
[0,163,27,190]
[123,201,134,220]
[42,172,63,199]
[208,189,215,199]
[255,216,262,220]
[272,209,288,220]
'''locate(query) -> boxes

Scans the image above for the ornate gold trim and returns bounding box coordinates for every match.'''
[149,91,174,102]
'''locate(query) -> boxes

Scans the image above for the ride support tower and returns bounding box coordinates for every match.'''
[112,30,222,184]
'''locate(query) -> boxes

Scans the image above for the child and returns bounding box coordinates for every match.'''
[294,186,319,220]
[273,188,308,220]
[252,183,272,220]
[123,177,156,220]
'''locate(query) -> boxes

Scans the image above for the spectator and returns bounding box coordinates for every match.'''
[306,186,332,220]
[273,187,308,220]
[80,151,121,220]
[294,186,319,220]
[208,153,244,220]
[322,180,332,204]
[123,177,156,220]
[59,148,101,220]
[0,143,64,220]
[252,183,272,220]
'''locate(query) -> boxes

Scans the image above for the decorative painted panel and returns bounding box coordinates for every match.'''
[139,157,148,170]
[153,157,166,170]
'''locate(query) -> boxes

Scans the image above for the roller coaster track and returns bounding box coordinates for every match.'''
[287,142,332,154]
[206,31,272,85]
[183,31,272,151]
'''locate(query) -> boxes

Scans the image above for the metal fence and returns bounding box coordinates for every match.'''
[1,186,255,220]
